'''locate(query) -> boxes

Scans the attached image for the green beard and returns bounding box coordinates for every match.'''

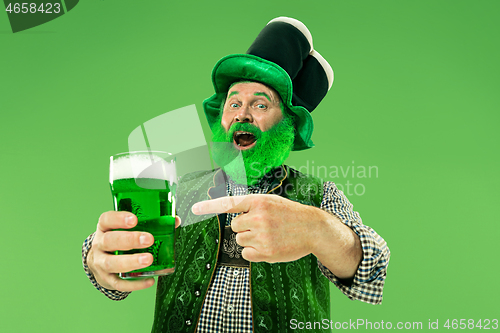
[211,116,295,186]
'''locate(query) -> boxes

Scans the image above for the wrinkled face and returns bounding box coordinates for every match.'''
[221,82,284,150]
[211,81,295,185]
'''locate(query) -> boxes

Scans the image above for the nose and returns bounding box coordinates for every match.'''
[234,104,253,124]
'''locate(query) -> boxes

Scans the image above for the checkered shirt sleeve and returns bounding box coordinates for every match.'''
[81,232,131,301]
[317,181,390,305]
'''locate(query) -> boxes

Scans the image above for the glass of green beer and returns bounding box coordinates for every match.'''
[109,151,177,279]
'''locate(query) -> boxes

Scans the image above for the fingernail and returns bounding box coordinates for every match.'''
[139,254,150,265]
[140,234,149,245]
[126,215,135,227]
[192,204,199,214]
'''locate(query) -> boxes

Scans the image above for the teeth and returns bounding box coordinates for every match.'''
[235,131,254,137]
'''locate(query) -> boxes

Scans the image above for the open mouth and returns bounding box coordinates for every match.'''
[233,131,257,150]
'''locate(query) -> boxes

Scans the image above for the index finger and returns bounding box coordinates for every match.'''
[192,195,251,215]
[98,211,137,232]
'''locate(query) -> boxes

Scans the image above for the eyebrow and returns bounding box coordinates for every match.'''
[227,91,274,103]
[254,92,271,102]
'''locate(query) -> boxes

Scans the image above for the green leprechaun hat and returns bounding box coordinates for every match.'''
[203,17,334,151]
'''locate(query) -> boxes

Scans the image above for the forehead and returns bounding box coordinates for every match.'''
[226,82,279,101]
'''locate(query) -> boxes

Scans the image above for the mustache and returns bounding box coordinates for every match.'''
[227,122,262,140]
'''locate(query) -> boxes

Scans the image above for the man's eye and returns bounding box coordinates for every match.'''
[230,103,239,108]
[256,104,266,109]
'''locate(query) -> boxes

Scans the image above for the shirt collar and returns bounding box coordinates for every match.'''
[208,165,288,198]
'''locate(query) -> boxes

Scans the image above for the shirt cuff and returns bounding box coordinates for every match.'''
[317,223,389,305]
[82,232,131,301]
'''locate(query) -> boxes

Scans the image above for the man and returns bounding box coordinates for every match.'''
[82,17,390,332]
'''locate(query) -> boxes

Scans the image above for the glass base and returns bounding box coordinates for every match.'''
[118,266,175,279]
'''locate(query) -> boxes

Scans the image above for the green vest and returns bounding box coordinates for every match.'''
[151,166,331,333]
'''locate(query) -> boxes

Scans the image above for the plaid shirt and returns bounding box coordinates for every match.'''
[82,172,390,332]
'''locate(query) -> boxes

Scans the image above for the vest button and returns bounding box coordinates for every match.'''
[215,238,219,244]
[206,263,211,270]
[194,290,200,297]
[185,320,192,326]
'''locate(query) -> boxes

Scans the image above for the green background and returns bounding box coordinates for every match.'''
[1,0,498,332]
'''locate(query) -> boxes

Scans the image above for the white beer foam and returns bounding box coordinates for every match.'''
[111,153,178,185]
